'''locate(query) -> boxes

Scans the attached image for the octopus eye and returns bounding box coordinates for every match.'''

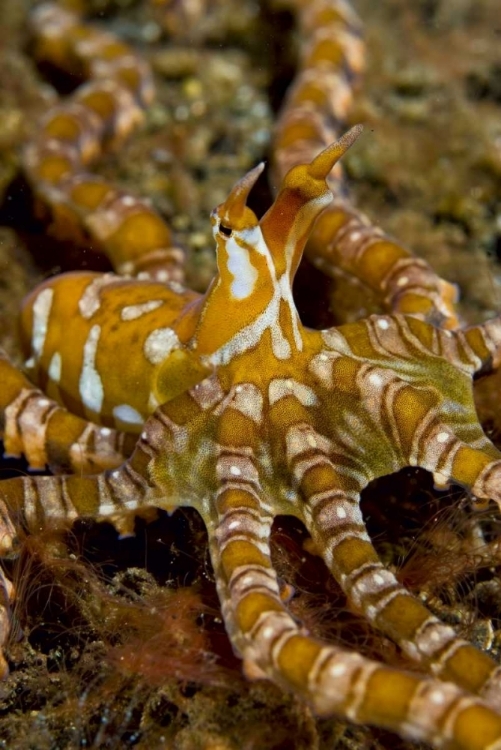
[219,223,233,238]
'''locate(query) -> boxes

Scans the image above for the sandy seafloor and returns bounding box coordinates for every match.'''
[0,0,501,748]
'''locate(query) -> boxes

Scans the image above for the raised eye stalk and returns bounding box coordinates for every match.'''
[309,124,363,180]
[214,162,265,233]
[259,125,363,278]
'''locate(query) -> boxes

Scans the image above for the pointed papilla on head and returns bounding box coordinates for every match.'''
[284,124,364,197]
[214,162,265,235]
[310,124,363,179]
[259,126,363,277]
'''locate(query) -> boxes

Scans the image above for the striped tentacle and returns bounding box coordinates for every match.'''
[425,318,501,484]
[256,366,501,706]
[206,412,501,748]
[0,348,134,473]
[0,450,159,559]
[0,432,162,673]
[314,315,501,703]
[298,471,501,707]
[271,371,501,707]
[316,313,501,475]
[272,0,460,327]
[0,368,188,677]
[380,308,501,383]
[0,369,210,554]
[351,315,501,511]
[457,316,501,376]
[24,3,184,283]
[272,0,364,191]
[443,317,501,512]
[0,375,213,673]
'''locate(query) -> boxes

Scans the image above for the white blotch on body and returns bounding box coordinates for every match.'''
[429,689,446,705]
[143,327,180,364]
[78,274,120,319]
[261,625,276,640]
[228,383,264,423]
[79,325,104,412]
[208,225,304,364]
[268,378,318,406]
[368,372,383,387]
[329,662,347,678]
[112,404,144,425]
[225,236,258,300]
[48,352,62,382]
[31,288,54,358]
[307,433,317,448]
[121,299,164,321]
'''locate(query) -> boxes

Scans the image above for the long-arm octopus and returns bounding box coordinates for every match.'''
[1,0,501,748]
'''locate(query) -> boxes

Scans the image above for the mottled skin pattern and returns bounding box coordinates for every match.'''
[2,2,501,748]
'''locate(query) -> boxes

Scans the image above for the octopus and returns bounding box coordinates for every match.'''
[1,1,501,748]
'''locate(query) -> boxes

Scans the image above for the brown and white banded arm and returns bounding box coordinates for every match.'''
[24,3,185,283]
[0,462,151,559]
[0,349,134,473]
[206,448,501,749]
[299,475,501,708]
[459,317,501,376]
[271,0,460,328]
[267,382,501,707]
